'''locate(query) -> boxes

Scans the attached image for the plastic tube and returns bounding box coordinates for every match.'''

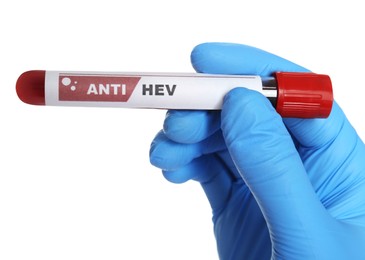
[16,70,333,118]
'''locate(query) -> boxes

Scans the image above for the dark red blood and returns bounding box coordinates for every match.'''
[16,70,46,105]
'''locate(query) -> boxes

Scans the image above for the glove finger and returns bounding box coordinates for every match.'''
[221,88,334,253]
[163,110,221,144]
[163,154,234,214]
[191,42,308,76]
[149,130,226,171]
[283,102,349,148]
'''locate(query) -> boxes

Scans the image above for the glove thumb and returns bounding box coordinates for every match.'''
[221,87,336,257]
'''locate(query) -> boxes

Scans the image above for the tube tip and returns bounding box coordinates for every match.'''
[16,70,46,105]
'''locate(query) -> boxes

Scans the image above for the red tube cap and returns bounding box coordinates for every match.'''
[275,72,333,118]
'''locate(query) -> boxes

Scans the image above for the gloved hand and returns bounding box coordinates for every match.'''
[149,42,365,259]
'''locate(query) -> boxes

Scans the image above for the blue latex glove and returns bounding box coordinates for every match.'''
[149,42,365,259]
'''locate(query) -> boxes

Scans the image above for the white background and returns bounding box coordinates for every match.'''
[1,1,364,259]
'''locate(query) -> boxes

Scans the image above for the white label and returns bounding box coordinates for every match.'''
[45,71,263,109]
